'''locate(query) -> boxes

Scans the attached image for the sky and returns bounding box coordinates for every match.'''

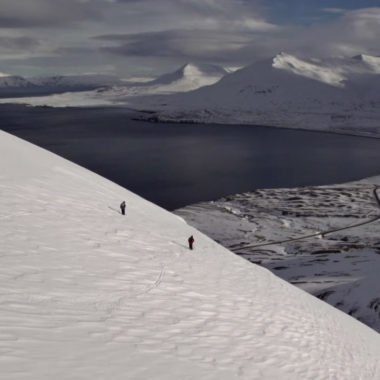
[0,0,379,79]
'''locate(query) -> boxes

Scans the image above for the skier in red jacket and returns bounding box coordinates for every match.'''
[188,235,194,250]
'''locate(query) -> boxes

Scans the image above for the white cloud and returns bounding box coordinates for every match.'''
[322,8,347,14]
[0,0,105,27]
[301,8,380,56]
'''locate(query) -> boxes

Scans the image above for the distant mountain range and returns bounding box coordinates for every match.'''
[0,74,123,98]
[0,63,228,98]
[133,53,380,137]
[1,54,380,137]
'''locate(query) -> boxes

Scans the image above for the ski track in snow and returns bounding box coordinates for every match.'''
[1,130,380,379]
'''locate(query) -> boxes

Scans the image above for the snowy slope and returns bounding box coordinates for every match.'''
[1,131,380,379]
[176,182,380,333]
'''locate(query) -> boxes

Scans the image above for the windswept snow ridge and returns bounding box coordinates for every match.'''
[1,130,380,379]
[142,63,228,92]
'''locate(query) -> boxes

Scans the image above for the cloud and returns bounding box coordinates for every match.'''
[102,0,275,33]
[95,7,380,66]
[0,36,39,51]
[0,0,104,28]
[297,8,380,56]
[97,29,255,63]
[0,1,379,78]
[91,0,278,66]
[322,8,347,14]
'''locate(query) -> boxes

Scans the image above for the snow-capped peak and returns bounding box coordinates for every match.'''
[272,52,345,87]
[182,63,228,77]
[270,52,380,87]
[145,62,228,91]
[351,54,380,73]
[97,62,230,98]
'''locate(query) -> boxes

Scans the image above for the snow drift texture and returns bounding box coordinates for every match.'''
[1,130,380,379]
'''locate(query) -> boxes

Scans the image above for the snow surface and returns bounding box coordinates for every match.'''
[176,182,380,333]
[1,130,380,379]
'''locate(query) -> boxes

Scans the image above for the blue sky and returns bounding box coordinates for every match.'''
[0,0,379,78]
[264,0,380,24]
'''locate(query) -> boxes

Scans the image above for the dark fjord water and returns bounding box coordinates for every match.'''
[2,104,380,210]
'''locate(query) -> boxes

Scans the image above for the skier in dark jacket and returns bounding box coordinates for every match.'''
[120,201,126,215]
[188,235,194,250]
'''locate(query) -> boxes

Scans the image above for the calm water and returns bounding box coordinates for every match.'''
[2,104,380,210]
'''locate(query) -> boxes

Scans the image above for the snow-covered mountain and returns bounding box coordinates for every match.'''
[271,52,380,86]
[27,74,123,88]
[0,75,35,88]
[0,63,228,104]
[0,74,124,97]
[98,63,229,97]
[142,63,228,90]
[1,130,380,379]
[130,53,380,136]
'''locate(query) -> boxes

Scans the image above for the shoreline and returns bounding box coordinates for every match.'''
[1,101,379,140]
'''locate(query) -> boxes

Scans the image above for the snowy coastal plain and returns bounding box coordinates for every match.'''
[1,130,380,379]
